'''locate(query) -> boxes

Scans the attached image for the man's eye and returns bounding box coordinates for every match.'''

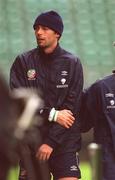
[43,27,49,30]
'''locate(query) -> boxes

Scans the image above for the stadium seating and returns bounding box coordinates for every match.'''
[0,0,115,85]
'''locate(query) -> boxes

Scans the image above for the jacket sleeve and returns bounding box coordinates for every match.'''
[80,83,101,133]
[80,89,94,132]
[44,58,84,149]
[10,55,28,89]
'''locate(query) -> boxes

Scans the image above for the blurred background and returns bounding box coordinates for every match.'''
[0,0,115,179]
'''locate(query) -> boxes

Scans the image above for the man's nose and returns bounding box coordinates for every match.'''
[37,27,43,35]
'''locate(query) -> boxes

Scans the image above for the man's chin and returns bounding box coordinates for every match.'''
[38,43,45,48]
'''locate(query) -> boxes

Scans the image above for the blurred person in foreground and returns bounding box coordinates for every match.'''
[10,10,83,180]
[81,70,115,180]
[0,74,18,180]
[0,73,42,180]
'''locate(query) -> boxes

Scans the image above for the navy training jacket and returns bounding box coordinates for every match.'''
[10,45,83,155]
[81,73,115,150]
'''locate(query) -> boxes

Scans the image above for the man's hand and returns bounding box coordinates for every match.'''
[36,144,53,161]
[56,109,75,128]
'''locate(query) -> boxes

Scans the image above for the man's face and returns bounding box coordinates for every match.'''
[35,25,60,49]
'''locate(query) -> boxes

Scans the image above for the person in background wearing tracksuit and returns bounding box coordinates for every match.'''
[10,10,83,180]
[80,70,115,180]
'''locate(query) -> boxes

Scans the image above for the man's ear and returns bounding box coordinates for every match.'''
[55,32,60,40]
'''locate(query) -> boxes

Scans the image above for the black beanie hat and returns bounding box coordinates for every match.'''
[33,10,64,36]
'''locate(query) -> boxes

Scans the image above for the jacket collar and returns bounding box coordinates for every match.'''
[38,44,61,60]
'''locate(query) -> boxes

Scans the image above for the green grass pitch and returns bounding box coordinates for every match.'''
[7,162,91,180]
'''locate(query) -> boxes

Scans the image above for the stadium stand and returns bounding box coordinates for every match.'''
[0,0,115,86]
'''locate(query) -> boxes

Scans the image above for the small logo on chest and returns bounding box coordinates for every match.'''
[27,69,36,80]
[107,99,115,109]
[61,71,68,76]
[56,78,68,88]
[61,78,66,85]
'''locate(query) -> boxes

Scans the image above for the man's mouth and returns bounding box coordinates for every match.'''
[38,37,45,41]
[38,38,45,44]
[39,38,44,40]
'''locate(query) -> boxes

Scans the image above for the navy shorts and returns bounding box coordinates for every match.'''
[49,152,81,180]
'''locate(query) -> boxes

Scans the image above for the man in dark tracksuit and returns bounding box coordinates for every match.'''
[81,71,115,180]
[10,10,83,180]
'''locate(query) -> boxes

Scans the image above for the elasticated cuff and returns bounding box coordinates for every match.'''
[44,138,58,149]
